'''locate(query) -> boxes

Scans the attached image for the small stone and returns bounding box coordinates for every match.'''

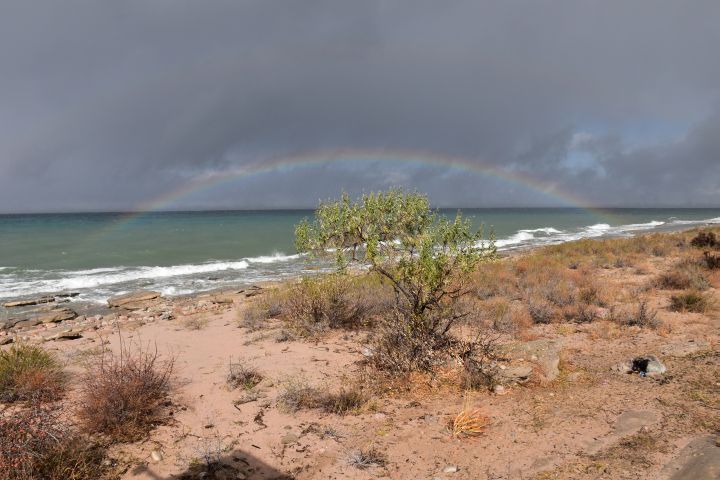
[493,385,507,395]
[281,433,299,445]
[442,465,459,473]
[150,450,163,462]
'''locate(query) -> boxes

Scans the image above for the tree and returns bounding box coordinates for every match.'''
[295,189,496,369]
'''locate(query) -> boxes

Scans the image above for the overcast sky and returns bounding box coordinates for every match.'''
[1,1,719,212]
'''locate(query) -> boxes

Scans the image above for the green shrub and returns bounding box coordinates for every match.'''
[296,189,496,371]
[0,344,65,403]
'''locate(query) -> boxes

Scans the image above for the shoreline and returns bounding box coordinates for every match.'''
[1,225,718,479]
[2,221,719,322]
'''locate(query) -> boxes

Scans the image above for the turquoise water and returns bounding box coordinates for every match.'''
[1,208,720,304]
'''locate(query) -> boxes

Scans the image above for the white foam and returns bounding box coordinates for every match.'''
[585,223,611,232]
[520,227,563,234]
[495,231,536,247]
[0,260,250,299]
[245,253,301,264]
[65,267,126,276]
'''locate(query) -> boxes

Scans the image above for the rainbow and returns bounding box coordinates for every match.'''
[90,148,616,239]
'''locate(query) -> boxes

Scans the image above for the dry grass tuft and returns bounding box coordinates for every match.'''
[78,341,174,441]
[450,400,488,438]
[276,376,321,412]
[345,447,387,469]
[226,359,263,390]
[320,388,367,415]
[0,344,65,403]
[183,316,208,330]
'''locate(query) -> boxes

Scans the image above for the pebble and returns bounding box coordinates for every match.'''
[150,450,163,462]
[442,465,459,473]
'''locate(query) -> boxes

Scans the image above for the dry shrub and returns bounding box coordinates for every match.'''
[368,314,450,373]
[183,317,208,330]
[669,291,711,313]
[617,301,661,329]
[655,262,709,290]
[563,303,597,324]
[276,377,366,415]
[78,342,173,441]
[346,447,386,469]
[458,332,502,390]
[701,251,720,270]
[320,388,367,415]
[226,360,263,390]
[282,274,391,336]
[690,231,717,248]
[276,376,321,412]
[527,298,556,324]
[0,344,65,403]
[0,404,108,480]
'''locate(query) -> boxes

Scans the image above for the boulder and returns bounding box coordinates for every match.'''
[615,355,666,377]
[498,339,563,382]
[107,291,161,309]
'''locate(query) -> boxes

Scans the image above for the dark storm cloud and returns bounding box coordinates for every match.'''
[0,0,719,211]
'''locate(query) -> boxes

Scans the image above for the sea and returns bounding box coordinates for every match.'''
[1,208,720,306]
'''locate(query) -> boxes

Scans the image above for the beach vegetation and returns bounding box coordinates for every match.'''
[78,341,174,441]
[296,189,496,371]
[669,291,711,313]
[226,359,263,390]
[0,403,109,480]
[0,344,65,403]
[655,261,709,291]
[690,231,717,248]
[616,300,661,328]
[346,447,387,470]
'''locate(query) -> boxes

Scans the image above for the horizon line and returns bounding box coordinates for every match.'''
[3,205,720,215]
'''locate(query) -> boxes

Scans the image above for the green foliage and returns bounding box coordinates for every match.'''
[296,189,496,371]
